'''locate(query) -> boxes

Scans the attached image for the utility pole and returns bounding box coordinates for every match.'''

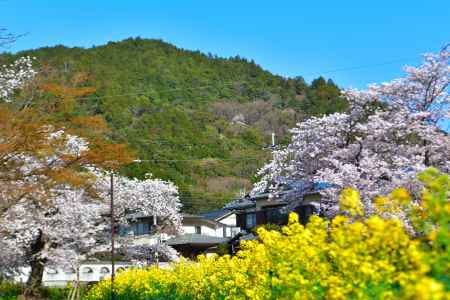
[271,132,276,148]
[110,172,115,300]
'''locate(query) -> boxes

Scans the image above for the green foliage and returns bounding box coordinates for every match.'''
[216,243,230,256]
[0,282,22,300]
[296,77,348,116]
[0,282,89,300]
[38,287,70,300]
[414,168,449,287]
[1,38,347,212]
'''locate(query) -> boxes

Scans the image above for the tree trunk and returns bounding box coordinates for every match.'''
[24,259,45,296]
[23,229,46,298]
[76,265,80,300]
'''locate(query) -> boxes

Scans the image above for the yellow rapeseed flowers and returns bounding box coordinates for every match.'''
[85,169,449,300]
[339,188,364,217]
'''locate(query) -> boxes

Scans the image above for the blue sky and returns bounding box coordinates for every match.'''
[1,0,449,89]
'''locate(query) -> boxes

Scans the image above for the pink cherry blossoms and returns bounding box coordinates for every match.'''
[254,48,449,220]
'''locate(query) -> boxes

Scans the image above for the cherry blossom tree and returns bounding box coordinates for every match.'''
[94,171,183,232]
[0,187,107,292]
[254,48,449,221]
[93,170,182,261]
[0,127,107,293]
[0,169,182,294]
[0,57,133,213]
[0,57,182,296]
[0,56,36,100]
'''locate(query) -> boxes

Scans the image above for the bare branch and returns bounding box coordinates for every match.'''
[0,27,26,48]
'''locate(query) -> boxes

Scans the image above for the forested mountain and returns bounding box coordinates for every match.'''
[0,38,347,212]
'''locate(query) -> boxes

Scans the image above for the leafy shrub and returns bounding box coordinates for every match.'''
[0,282,23,300]
[86,169,449,300]
[0,283,89,300]
[38,286,70,300]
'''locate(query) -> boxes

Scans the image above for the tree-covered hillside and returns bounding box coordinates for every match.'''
[0,38,347,212]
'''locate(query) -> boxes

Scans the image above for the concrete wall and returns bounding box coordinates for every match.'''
[14,262,133,287]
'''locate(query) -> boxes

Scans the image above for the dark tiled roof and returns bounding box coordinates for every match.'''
[166,234,229,246]
[200,209,232,220]
[181,214,221,227]
[182,213,202,219]
[224,180,334,210]
[224,197,255,210]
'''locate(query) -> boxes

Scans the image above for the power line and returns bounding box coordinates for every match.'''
[301,57,420,77]
[132,157,264,163]
[37,54,429,102]
[123,137,271,151]
[63,81,242,102]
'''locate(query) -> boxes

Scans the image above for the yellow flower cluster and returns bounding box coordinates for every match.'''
[339,188,364,217]
[85,169,449,300]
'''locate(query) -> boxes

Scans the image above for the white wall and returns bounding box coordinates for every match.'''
[216,227,225,237]
[131,235,159,246]
[218,214,236,227]
[14,262,133,287]
[201,225,217,236]
[183,224,241,238]
[182,225,195,234]
[182,225,219,237]
[181,214,240,238]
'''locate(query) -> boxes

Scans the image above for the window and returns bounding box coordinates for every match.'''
[132,222,150,236]
[266,207,288,225]
[119,225,131,237]
[223,226,229,237]
[246,213,256,229]
[195,226,201,234]
[100,267,110,274]
[82,267,93,274]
